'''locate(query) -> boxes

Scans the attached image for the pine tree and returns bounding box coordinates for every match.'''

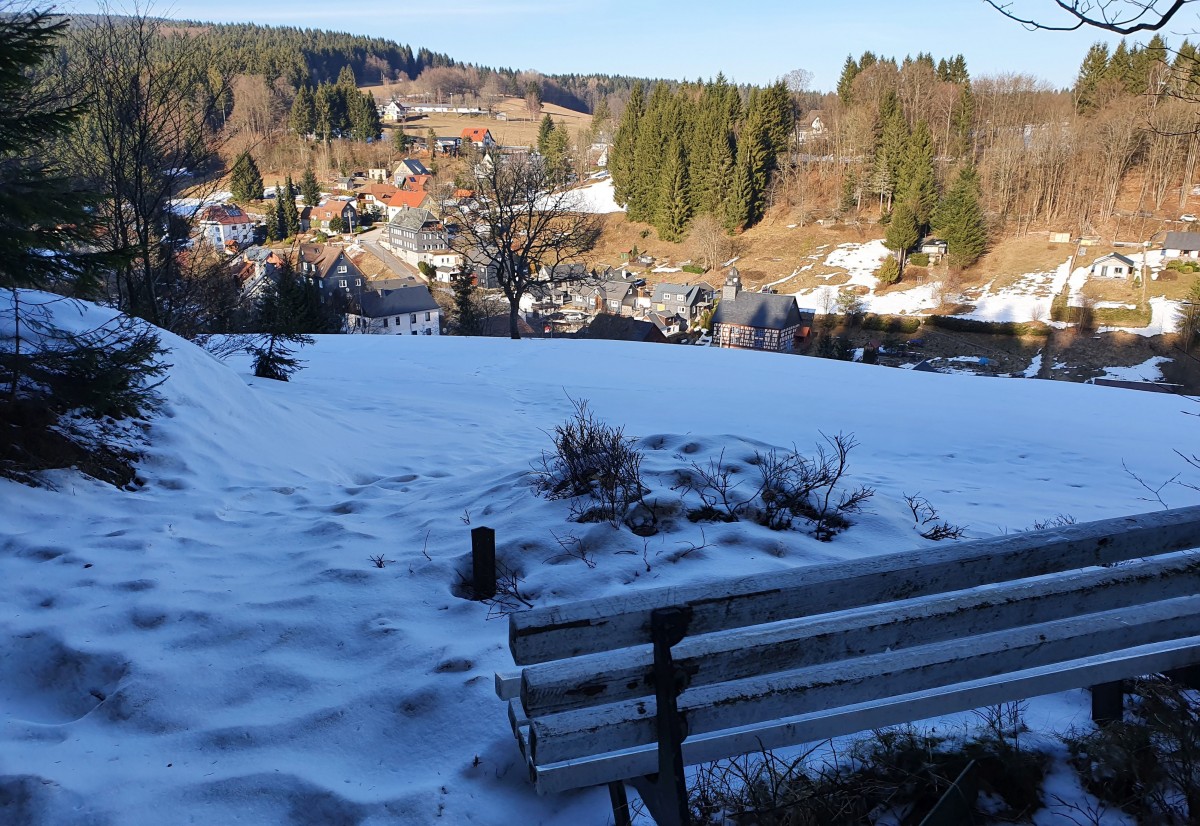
[725,90,771,231]
[282,176,301,236]
[656,139,692,241]
[301,164,321,207]
[264,198,280,242]
[884,199,919,276]
[932,166,987,269]
[229,150,263,202]
[837,55,860,104]
[289,85,315,138]
[452,273,484,335]
[609,81,644,207]
[252,260,315,381]
[589,95,612,141]
[759,80,794,164]
[627,82,672,223]
[536,113,555,154]
[951,84,974,156]
[271,181,287,240]
[1075,42,1111,112]
[901,121,937,230]
[947,54,969,85]
[871,91,908,209]
[1108,40,1136,93]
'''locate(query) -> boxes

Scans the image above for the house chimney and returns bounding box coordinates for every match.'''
[722,267,741,303]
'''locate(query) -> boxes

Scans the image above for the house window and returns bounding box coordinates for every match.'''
[395,316,402,324]
[410,313,417,323]
[338,279,347,288]
[355,279,361,286]
[337,265,347,273]
[382,318,389,327]
[425,311,431,321]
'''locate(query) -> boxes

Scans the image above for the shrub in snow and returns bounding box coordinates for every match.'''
[533,397,647,529]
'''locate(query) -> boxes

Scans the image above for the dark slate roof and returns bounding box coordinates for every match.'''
[397,159,430,176]
[711,292,802,330]
[652,282,712,305]
[388,207,439,231]
[357,286,440,317]
[1165,231,1200,252]
[580,314,667,343]
[1091,252,1136,267]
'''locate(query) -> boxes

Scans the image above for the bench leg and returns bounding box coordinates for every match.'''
[608,782,632,826]
[1091,680,1124,726]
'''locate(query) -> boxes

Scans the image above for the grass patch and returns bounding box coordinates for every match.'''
[926,315,1052,337]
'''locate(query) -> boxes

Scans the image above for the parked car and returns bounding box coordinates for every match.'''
[1182,214,1198,222]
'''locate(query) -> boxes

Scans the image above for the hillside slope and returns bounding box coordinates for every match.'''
[2,304,1198,824]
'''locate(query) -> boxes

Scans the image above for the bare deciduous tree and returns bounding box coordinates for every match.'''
[445,155,600,339]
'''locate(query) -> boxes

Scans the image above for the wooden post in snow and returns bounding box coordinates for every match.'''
[472,526,496,600]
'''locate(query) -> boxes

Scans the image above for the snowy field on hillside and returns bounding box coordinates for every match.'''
[4,293,1200,824]
[789,241,1185,335]
[570,178,624,214]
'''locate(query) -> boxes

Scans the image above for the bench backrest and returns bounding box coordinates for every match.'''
[510,505,1200,665]
[504,506,1200,794]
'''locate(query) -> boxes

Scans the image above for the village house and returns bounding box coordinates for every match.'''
[1164,231,1200,260]
[393,159,430,182]
[400,174,431,192]
[650,281,715,329]
[797,110,827,144]
[367,168,389,183]
[379,100,409,123]
[385,207,460,270]
[234,245,286,302]
[298,243,366,303]
[379,189,431,221]
[304,198,358,233]
[1090,252,1136,278]
[579,313,669,344]
[710,269,814,352]
[919,238,948,262]
[198,204,254,250]
[358,183,400,216]
[345,285,442,335]
[460,127,498,150]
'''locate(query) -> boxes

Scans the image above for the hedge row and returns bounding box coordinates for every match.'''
[925,315,1052,337]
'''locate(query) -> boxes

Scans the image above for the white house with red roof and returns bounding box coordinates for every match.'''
[198,204,254,250]
[460,127,497,149]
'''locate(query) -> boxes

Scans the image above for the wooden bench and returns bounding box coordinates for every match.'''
[495,506,1200,825]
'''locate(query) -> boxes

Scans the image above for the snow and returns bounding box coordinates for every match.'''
[168,190,233,216]
[4,292,1200,824]
[1100,356,1172,383]
[569,178,624,214]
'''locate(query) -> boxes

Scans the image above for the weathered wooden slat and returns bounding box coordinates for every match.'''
[519,554,1200,716]
[509,505,1200,665]
[530,595,1200,764]
[495,670,522,701]
[531,636,1200,794]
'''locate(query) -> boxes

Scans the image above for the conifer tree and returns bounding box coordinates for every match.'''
[759,80,794,164]
[951,84,974,156]
[932,166,987,269]
[229,150,263,202]
[301,164,321,207]
[282,176,301,236]
[264,198,281,242]
[589,95,612,141]
[289,85,315,138]
[536,113,555,154]
[946,54,969,85]
[270,181,287,240]
[725,90,770,231]
[901,121,937,230]
[1075,42,1111,112]
[657,139,692,242]
[836,55,860,104]
[884,199,919,276]
[251,260,315,381]
[627,82,672,223]
[609,81,644,207]
[451,273,484,335]
[871,91,908,209]
[1108,40,1136,93]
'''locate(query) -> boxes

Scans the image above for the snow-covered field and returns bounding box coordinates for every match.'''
[3,295,1200,824]
[789,242,1183,335]
[570,178,624,214]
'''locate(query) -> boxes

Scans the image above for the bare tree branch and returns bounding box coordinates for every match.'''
[983,0,1195,33]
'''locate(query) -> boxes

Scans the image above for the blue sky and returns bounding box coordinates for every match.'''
[67,0,1189,91]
